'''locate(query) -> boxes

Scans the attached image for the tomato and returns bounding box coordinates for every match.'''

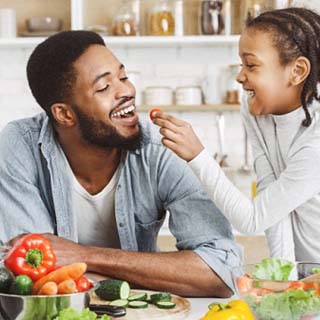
[149,108,162,121]
[75,276,93,292]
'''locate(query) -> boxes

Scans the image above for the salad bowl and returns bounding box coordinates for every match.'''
[234,259,320,320]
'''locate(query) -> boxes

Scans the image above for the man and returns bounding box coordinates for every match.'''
[0,31,242,297]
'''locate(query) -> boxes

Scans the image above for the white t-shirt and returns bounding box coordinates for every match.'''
[61,150,121,248]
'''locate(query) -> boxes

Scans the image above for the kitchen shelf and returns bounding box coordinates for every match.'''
[138,104,240,113]
[0,35,240,49]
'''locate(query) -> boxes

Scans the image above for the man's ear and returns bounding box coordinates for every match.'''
[290,56,311,86]
[51,103,76,127]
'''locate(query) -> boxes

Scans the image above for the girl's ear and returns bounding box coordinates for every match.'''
[290,56,311,86]
[51,103,76,127]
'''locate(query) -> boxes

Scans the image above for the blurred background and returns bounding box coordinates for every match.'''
[0,0,314,262]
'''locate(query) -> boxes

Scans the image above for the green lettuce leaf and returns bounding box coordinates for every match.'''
[253,257,294,281]
[54,307,110,320]
[248,289,320,320]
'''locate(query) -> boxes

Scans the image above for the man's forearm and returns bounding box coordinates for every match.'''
[84,247,232,298]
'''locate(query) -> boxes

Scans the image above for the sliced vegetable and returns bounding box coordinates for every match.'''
[128,300,148,309]
[150,292,172,304]
[4,233,56,282]
[10,275,33,295]
[0,267,15,293]
[95,279,130,301]
[109,299,129,307]
[128,292,148,301]
[155,301,176,309]
[33,262,87,294]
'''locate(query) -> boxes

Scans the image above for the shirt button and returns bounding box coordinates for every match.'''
[119,222,124,228]
[117,184,121,190]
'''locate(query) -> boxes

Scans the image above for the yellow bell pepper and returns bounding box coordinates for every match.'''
[200,299,255,320]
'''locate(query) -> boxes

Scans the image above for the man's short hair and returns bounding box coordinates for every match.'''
[27,31,105,120]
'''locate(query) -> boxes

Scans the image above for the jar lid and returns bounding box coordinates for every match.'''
[176,85,201,90]
[145,86,172,90]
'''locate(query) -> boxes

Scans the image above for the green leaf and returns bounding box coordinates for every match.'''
[253,257,294,281]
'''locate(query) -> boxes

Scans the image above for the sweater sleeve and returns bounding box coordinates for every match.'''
[241,105,295,260]
[188,119,320,247]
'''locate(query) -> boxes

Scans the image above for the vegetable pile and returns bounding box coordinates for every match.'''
[236,258,320,320]
[0,234,92,296]
[95,279,176,310]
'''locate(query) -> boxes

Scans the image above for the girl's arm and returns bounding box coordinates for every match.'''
[153,109,320,247]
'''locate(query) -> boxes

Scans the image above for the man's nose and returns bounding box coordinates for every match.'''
[236,67,246,84]
[115,79,135,100]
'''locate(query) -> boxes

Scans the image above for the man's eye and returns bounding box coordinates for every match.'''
[120,77,128,82]
[96,85,109,93]
[246,64,256,69]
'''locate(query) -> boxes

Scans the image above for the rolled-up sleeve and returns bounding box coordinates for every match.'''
[155,146,243,292]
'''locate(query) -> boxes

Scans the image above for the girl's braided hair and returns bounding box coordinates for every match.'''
[246,7,320,127]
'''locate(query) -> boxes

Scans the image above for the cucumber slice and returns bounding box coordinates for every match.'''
[150,292,172,304]
[95,279,131,300]
[128,292,148,301]
[156,301,176,309]
[128,300,149,309]
[109,299,129,307]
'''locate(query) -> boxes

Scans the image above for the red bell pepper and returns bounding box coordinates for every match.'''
[4,233,56,282]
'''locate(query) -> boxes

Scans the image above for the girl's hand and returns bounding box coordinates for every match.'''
[153,112,204,162]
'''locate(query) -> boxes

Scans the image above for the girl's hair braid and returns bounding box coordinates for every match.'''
[246,7,320,127]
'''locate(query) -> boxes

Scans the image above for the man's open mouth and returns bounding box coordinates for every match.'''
[111,105,136,119]
[244,89,255,98]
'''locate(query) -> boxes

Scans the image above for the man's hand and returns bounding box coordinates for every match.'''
[42,233,87,266]
[153,113,205,162]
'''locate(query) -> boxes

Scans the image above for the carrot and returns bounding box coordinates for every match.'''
[33,262,87,294]
[38,281,58,295]
[58,279,77,294]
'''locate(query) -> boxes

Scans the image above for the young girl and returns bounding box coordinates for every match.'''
[153,7,320,262]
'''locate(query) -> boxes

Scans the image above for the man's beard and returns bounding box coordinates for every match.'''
[73,105,143,152]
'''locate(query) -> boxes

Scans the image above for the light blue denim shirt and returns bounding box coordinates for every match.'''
[0,113,242,292]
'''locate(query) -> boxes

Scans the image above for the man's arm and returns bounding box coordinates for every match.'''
[43,234,232,297]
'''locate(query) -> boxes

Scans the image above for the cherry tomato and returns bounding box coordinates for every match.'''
[149,108,162,121]
[75,276,93,292]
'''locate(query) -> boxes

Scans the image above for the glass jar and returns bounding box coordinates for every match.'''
[112,0,138,36]
[149,0,175,36]
[244,0,273,23]
[200,0,224,35]
[225,64,240,104]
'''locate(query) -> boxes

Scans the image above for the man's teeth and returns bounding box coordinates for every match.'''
[246,90,255,98]
[112,105,135,118]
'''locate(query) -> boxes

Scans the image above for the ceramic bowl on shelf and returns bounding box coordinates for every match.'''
[26,17,62,32]
[233,262,320,320]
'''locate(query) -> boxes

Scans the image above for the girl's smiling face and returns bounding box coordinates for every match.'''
[237,28,303,116]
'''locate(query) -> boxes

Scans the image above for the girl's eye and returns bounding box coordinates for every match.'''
[96,85,109,93]
[120,77,128,82]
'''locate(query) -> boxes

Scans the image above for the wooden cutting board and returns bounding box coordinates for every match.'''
[90,290,191,320]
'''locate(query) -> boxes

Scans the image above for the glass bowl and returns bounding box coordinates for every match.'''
[233,262,320,320]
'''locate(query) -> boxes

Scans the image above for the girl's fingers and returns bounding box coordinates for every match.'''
[154,117,180,134]
[159,127,179,142]
[155,112,187,127]
[162,138,180,153]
